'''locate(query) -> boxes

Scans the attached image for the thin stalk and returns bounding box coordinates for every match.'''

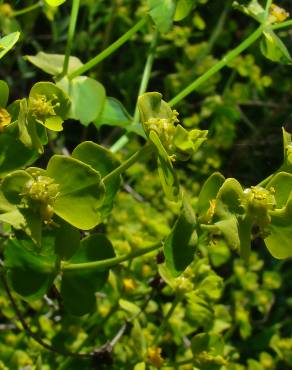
[133,30,159,125]
[110,135,130,153]
[153,296,180,345]
[103,143,153,184]
[265,0,273,16]
[62,0,80,76]
[272,20,292,31]
[61,241,162,272]
[110,30,159,153]
[68,17,147,79]
[11,2,41,17]
[169,25,263,107]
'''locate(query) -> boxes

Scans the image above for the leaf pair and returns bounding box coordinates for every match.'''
[197,168,292,260]
[0,141,121,244]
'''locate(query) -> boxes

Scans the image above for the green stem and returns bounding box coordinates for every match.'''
[61,241,161,272]
[169,25,263,107]
[103,143,153,184]
[62,0,80,76]
[272,20,292,31]
[153,296,180,345]
[265,0,273,16]
[110,136,130,153]
[133,30,159,125]
[110,30,159,153]
[68,17,147,79]
[11,2,41,16]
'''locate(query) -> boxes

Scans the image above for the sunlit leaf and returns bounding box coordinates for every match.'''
[72,141,121,219]
[25,52,83,76]
[0,32,20,60]
[57,76,106,126]
[46,155,105,230]
[147,0,176,33]
[45,0,66,7]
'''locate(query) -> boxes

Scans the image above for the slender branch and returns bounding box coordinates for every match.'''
[61,241,162,272]
[68,17,147,79]
[265,0,273,17]
[11,2,41,17]
[62,0,80,76]
[103,144,153,184]
[169,26,264,107]
[271,19,292,31]
[133,30,159,126]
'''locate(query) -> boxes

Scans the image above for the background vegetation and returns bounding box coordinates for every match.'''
[0,0,292,369]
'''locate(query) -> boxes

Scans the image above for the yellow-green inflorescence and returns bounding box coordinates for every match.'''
[144,109,179,158]
[23,172,60,224]
[28,93,60,124]
[0,108,11,132]
[269,4,289,23]
[242,186,276,228]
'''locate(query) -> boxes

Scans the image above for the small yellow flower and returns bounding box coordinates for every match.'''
[270,4,289,23]
[28,93,59,124]
[147,346,165,368]
[0,4,13,17]
[206,199,216,223]
[0,108,11,132]
[123,278,136,292]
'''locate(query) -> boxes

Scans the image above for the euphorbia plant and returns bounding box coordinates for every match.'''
[0,0,292,368]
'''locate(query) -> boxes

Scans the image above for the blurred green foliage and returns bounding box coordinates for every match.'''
[0,0,292,369]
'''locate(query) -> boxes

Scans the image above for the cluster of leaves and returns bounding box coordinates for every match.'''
[0,0,292,369]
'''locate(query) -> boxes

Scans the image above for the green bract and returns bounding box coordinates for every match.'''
[0,32,20,60]
[1,0,292,367]
[138,92,207,200]
[0,155,105,243]
[57,76,105,126]
[28,82,70,131]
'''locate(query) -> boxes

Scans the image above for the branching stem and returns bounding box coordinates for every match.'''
[69,17,147,79]
[11,2,41,17]
[61,241,161,272]
[102,143,153,184]
[169,25,263,107]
